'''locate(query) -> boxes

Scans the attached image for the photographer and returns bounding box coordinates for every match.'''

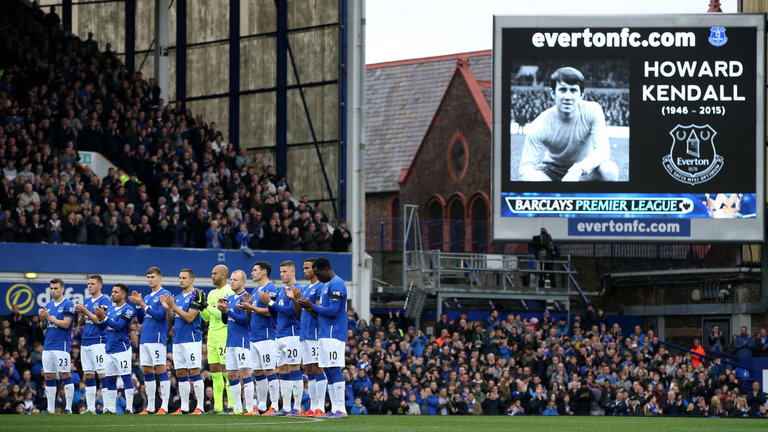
[532,228,558,288]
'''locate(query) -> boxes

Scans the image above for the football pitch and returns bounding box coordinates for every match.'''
[3,415,767,432]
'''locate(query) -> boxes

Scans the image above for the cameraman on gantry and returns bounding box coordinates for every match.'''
[534,228,558,288]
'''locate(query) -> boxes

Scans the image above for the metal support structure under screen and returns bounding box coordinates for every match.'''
[403,204,427,328]
[402,204,590,325]
[402,204,427,329]
[402,206,424,291]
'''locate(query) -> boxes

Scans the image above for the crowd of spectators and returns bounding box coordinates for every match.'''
[342,307,768,417]
[0,1,351,253]
[510,87,629,129]
[0,300,767,416]
[0,0,766,419]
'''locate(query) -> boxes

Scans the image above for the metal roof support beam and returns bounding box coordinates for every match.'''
[175,0,186,103]
[125,0,135,73]
[62,0,72,33]
[275,0,287,178]
[154,0,169,103]
[229,0,240,150]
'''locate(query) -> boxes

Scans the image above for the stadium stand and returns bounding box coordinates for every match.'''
[1,1,766,418]
[342,309,768,417]
[4,299,768,415]
[0,1,349,253]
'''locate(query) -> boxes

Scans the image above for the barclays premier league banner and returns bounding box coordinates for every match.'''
[492,14,765,242]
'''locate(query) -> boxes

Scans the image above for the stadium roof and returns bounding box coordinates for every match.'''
[365,50,492,194]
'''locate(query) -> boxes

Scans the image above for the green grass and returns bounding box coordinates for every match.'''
[2,414,767,432]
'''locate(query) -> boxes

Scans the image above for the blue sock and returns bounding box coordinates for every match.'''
[177,376,189,383]
[144,373,155,384]
[105,377,117,390]
[324,370,334,385]
[229,379,240,386]
[242,377,253,384]
[122,375,133,390]
[158,372,170,382]
[255,374,267,382]
[85,377,97,388]
[289,370,302,381]
[46,379,57,388]
[267,373,277,382]
[327,367,343,384]
[65,376,76,385]
[315,373,327,384]
[190,374,202,382]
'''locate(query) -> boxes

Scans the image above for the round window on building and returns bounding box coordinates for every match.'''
[447,132,468,182]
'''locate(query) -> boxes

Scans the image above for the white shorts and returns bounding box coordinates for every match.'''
[140,343,167,367]
[250,340,278,371]
[43,350,71,374]
[105,349,132,376]
[225,347,251,371]
[173,341,202,370]
[80,344,106,373]
[318,338,345,368]
[277,336,301,366]
[300,339,320,365]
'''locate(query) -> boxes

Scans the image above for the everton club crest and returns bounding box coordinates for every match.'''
[708,26,727,47]
[662,124,724,185]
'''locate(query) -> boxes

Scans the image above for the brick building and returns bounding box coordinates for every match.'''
[365,51,494,252]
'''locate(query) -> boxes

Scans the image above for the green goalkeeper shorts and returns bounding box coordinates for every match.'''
[207,328,227,364]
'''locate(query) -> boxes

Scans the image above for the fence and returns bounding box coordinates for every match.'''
[366,218,742,270]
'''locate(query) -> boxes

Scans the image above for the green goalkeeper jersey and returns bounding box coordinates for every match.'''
[202,284,234,344]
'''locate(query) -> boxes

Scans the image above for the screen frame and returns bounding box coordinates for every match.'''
[492,14,766,243]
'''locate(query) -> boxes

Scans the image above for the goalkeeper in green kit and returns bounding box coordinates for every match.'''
[201,264,235,413]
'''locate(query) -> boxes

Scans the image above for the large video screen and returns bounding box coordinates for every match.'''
[492,14,765,242]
